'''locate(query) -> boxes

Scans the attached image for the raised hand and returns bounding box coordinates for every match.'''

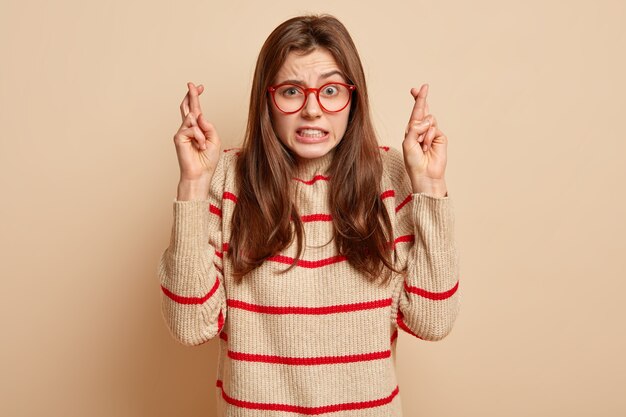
[173,82,221,200]
[401,84,448,196]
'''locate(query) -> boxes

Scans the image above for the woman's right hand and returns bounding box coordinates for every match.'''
[174,82,221,200]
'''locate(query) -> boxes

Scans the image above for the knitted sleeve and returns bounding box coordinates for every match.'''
[383,147,461,341]
[157,153,228,346]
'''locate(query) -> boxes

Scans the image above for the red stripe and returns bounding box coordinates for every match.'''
[268,254,346,268]
[379,146,390,152]
[380,191,413,212]
[396,310,424,340]
[380,190,395,200]
[293,175,330,185]
[228,349,390,365]
[217,309,225,333]
[220,332,228,342]
[209,204,222,217]
[215,249,223,259]
[224,147,242,153]
[395,194,412,212]
[216,380,399,414]
[390,329,398,344]
[301,213,333,222]
[223,242,229,252]
[227,298,392,314]
[404,280,459,300]
[161,275,220,305]
[393,234,414,246]
[223,191,238,203]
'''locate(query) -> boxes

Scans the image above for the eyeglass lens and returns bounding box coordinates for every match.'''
[273,84,351,113]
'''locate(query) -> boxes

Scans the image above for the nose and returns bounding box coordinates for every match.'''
[301,91,322,118]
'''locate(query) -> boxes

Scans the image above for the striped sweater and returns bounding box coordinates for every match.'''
[158,146,460,416]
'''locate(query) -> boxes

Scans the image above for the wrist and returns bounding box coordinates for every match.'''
[410,177,448,197]
[176,178,212,201]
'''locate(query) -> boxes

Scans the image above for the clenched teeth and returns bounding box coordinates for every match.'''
[298,129,327,137]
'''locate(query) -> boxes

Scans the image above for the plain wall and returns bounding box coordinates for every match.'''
[1,0,625,416]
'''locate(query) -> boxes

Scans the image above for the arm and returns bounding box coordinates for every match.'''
[385,147,460,341]
[395,83,460,341]
[396,192,460,341]
[157,154,228,346]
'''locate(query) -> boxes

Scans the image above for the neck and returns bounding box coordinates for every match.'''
[293,149,336,178]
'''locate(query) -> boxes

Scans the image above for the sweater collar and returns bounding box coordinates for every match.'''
[293,148,336,179]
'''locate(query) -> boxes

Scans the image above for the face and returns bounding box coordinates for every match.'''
[269,48,351,161]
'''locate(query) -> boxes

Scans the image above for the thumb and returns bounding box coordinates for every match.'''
[197,113,220,146]
[197,113,214,133]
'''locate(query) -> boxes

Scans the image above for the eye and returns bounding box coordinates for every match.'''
[279,85,303,97]
[321,85,339,96]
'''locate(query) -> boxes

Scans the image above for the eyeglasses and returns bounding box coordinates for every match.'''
[268,82,356,114]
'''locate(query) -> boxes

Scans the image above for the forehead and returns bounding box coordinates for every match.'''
[274,48,345,84]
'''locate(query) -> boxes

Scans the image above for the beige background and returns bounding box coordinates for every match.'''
[1,0,625,416]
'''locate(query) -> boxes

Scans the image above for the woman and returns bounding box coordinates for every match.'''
[159,14,459,416]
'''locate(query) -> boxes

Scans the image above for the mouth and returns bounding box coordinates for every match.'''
[296,128,329,143]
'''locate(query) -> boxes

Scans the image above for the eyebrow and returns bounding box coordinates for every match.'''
[278,70,346,85]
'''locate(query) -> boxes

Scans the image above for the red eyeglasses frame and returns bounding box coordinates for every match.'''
[267,82,357,114]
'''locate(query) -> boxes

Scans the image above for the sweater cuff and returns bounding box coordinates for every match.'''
[170,199,211,254]
[412,193,455,250]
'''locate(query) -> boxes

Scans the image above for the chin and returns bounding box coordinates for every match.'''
[291,143,334,160]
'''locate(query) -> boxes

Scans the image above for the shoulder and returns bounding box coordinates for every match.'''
[209,147,241,197]
[221,147,241,167]
[378,145,409,186]
[215,147,241,178]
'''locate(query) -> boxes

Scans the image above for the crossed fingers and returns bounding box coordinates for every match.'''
[406,84,442,151]
[409,84,429,122]
[180,82,205,124]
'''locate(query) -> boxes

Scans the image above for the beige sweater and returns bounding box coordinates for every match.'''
[158,146,460,416]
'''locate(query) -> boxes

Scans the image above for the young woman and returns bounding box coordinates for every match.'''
[159,14,460,417]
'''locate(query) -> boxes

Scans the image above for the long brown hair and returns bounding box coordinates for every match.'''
[230,14,400,285]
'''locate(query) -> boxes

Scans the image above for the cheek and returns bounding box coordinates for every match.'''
[333,113,351,138]
[270,111,295,142]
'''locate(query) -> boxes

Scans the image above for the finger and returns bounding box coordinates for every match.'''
[424,116,439,149]
[409,84,429,122]
[197,113,217,138]
[183,116,207,149]
[180,91,190,122]
[404,118,431,135]
[180,83,205,122]
[423,126,436,151]
[405,119,431,141]
[181,113,206,149]
[176,126,207,150]
[424,127,446,152]
[422,114,437,129]
[188,82,204,117]
[182,111,197,129]
[412,115,433,139]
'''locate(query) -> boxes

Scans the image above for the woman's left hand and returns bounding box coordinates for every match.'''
[402,84,448,196]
